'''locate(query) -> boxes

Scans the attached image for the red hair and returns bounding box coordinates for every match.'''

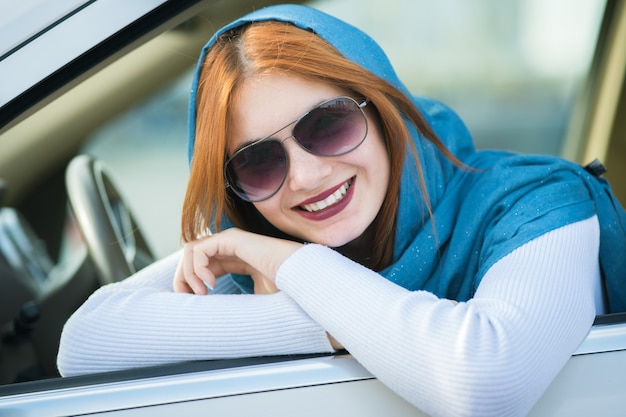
[183,22,458,270]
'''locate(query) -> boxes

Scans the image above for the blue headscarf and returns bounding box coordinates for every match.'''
[188,4,626,312]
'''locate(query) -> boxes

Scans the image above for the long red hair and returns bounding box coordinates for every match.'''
[183,21,457,271]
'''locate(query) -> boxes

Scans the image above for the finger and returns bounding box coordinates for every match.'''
[192,242,220,292]
[173,278,195,294]
[180,243,210,295]
[173,254,196,293]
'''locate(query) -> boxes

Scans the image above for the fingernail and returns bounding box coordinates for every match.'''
[204,281,215,292]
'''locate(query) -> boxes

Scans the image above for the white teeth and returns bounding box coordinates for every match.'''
[301,180,352,212]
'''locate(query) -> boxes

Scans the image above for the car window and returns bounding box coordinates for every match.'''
[82,0,606,258]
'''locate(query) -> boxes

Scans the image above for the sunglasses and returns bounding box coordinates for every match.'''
[224,96,369,202]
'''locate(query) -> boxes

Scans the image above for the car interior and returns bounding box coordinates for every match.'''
[0,0,313,386]
[0,0,624,396]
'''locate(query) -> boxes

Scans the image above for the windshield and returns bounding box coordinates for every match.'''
[0,0,171,120]
[0,0,91,58]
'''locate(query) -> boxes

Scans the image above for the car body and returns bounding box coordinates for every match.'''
[0,316,626,416]
[1,0,625,416]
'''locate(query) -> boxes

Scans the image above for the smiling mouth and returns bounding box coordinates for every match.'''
[299,178,353,213]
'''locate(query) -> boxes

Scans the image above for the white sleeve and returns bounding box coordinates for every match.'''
[276,216,601,417]
[57,250,333,377]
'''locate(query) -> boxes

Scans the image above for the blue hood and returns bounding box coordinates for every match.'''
[188,4,626,311]
[188,4,416,160]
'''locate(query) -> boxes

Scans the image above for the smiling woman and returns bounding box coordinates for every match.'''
[0,1,625,416]
[82,0,607,258]
[57,4,626,417]
[216,75,391,255]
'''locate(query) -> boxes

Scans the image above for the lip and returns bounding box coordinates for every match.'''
[293,177,355,221]
[296,180,350,206]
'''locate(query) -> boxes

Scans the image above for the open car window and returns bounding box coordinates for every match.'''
[83,0,607,258]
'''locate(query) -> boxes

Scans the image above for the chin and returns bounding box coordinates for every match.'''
[287,217,371,247]
[312,230,364,248]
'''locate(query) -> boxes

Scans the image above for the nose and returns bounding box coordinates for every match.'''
[282,138,332,192]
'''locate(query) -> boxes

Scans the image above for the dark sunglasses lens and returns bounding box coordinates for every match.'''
[227,140,287,201]
[293,98,367,156]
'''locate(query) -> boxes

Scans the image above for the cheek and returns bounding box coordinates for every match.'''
[252,199,285,227]
[365,132,391,186]
[370,157,391,206]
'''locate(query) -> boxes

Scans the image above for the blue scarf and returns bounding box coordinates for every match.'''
[188,4,626,312]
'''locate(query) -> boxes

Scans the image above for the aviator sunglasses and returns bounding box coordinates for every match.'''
[224,96,369,202]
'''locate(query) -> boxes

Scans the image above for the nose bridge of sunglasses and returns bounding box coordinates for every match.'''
[280,135,313,159]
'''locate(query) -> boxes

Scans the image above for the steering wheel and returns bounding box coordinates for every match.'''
[65,154,155,284]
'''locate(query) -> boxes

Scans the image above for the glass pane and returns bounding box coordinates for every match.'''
[0,0,91,56]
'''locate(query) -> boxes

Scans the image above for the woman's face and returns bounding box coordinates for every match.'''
[229,73,390,247]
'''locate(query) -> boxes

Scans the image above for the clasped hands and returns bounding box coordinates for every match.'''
[173,228,304,295]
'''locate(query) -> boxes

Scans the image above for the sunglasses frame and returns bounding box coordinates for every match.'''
[224,96,369,202]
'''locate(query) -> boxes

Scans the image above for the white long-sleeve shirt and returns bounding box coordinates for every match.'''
[57,216,601,417]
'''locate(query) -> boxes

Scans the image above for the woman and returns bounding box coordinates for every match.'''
[58,4,626,416]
